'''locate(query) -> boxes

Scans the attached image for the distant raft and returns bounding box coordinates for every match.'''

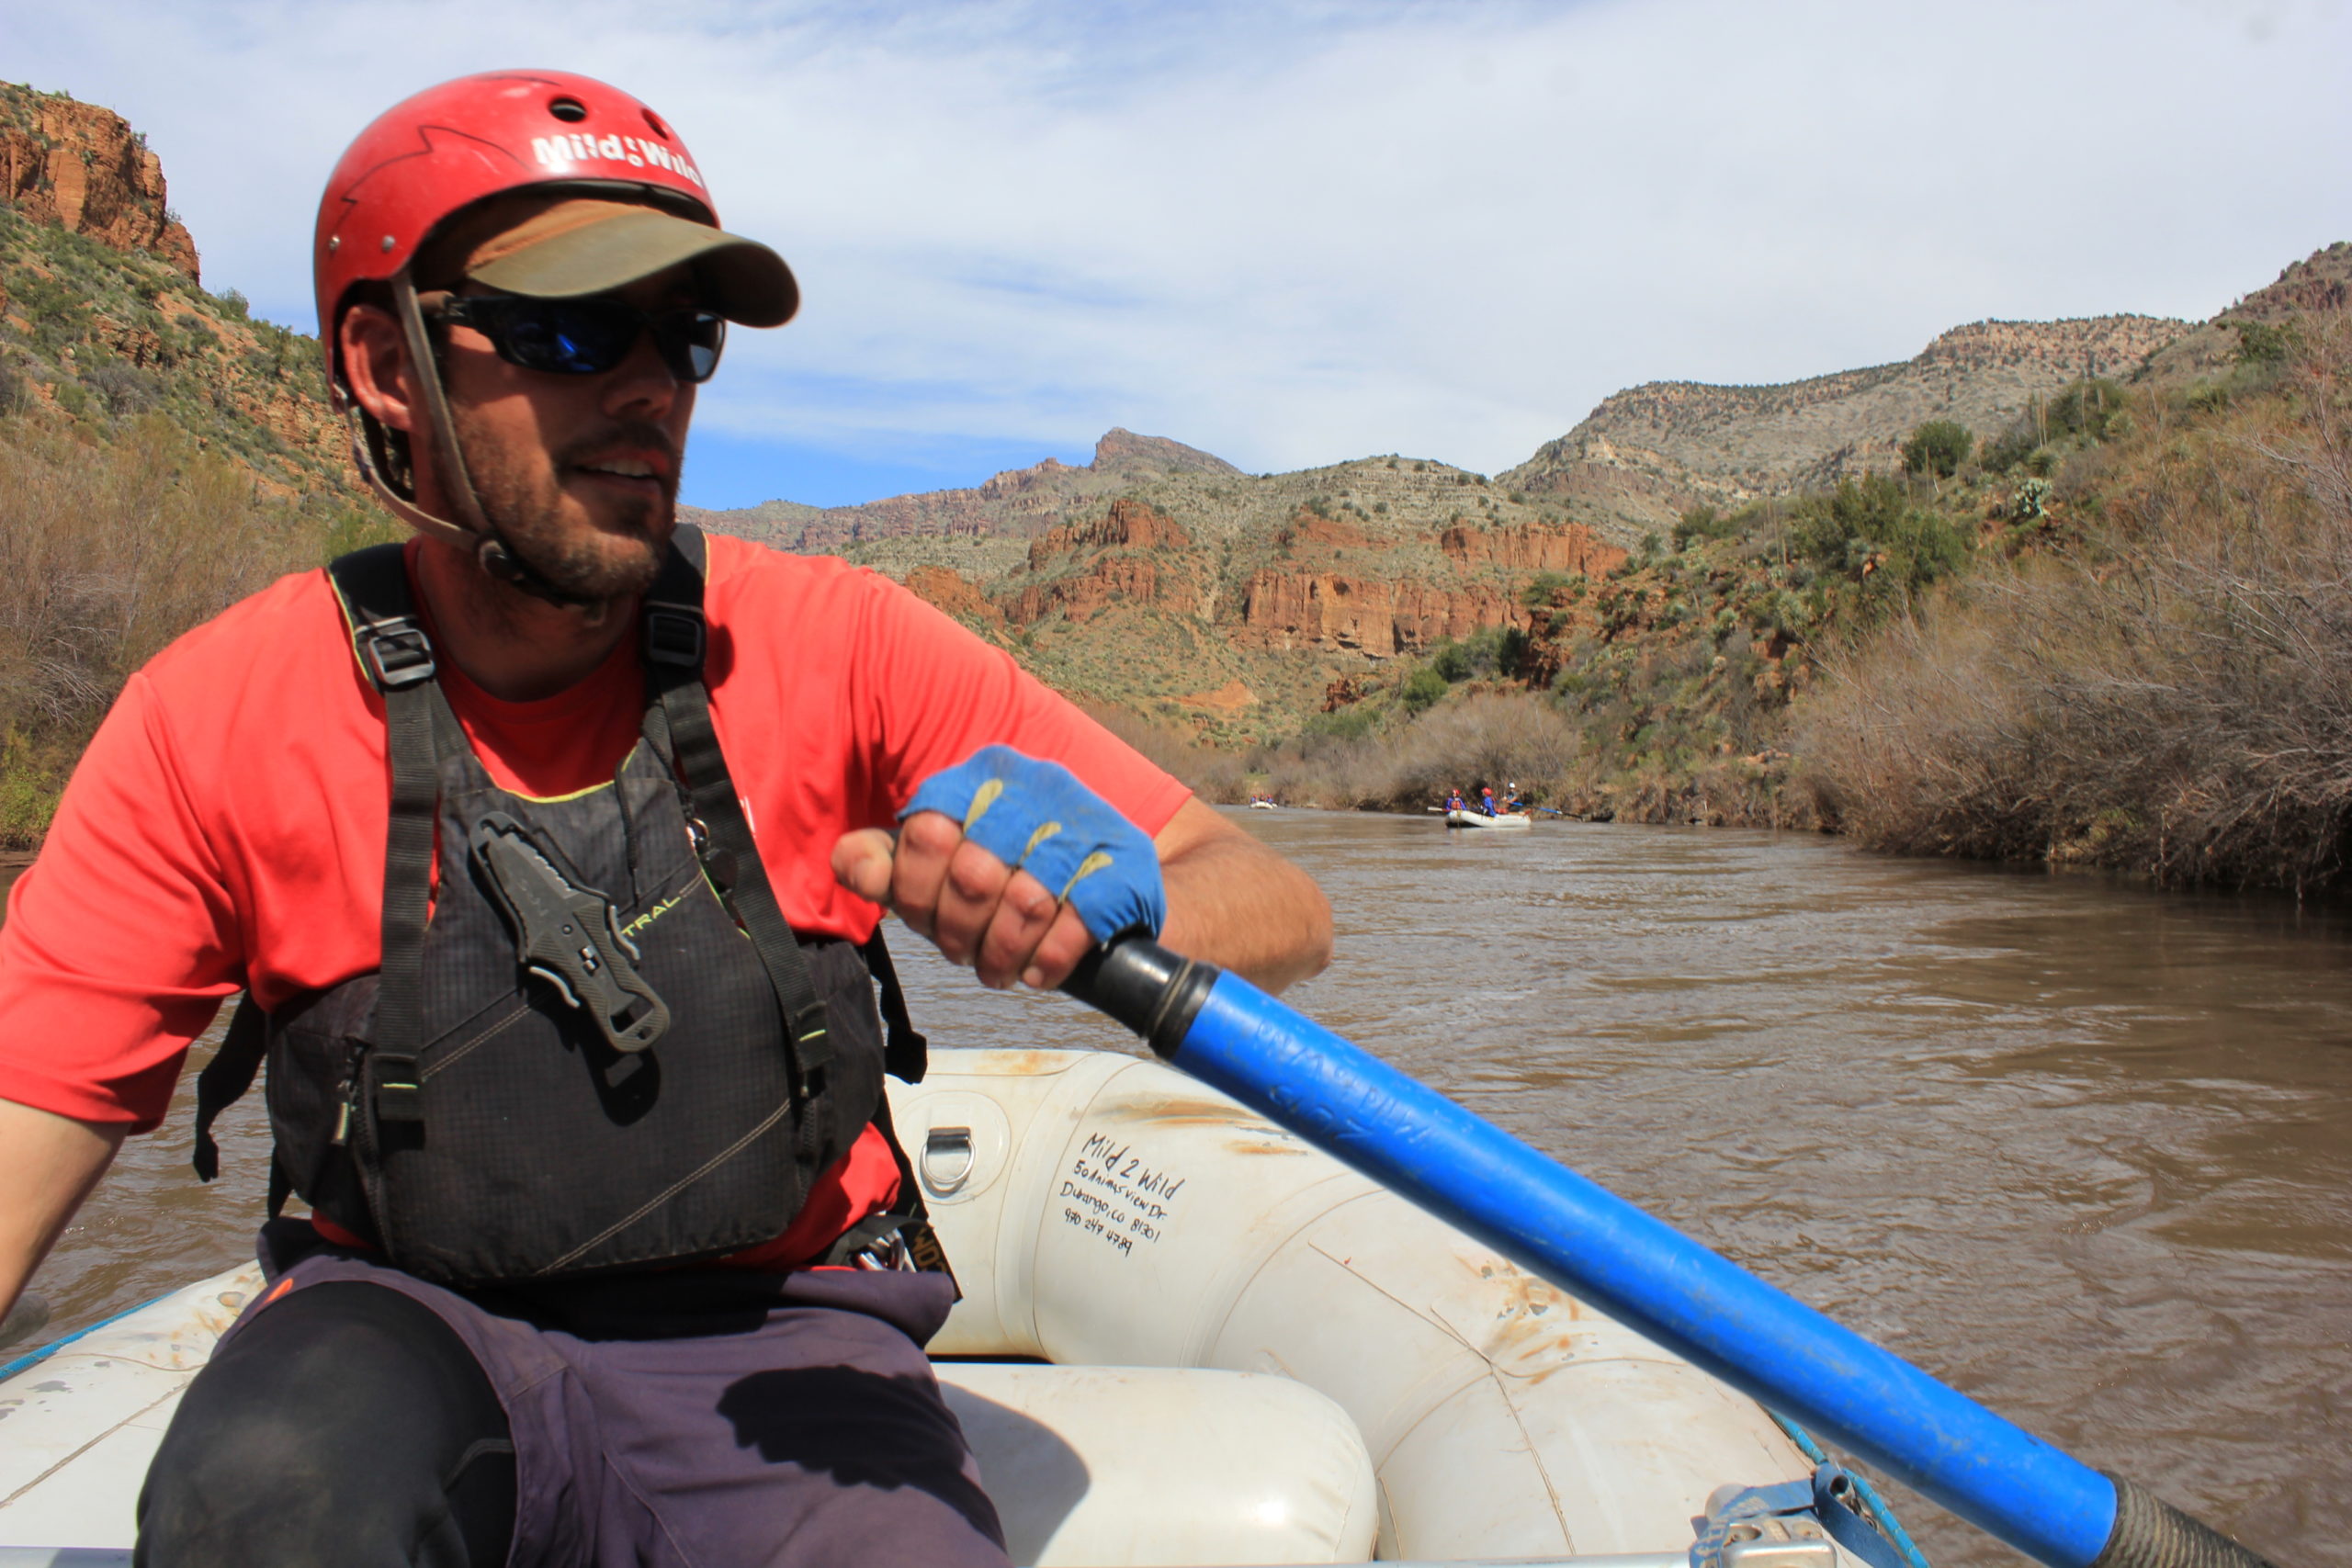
[1445,808,1532,829]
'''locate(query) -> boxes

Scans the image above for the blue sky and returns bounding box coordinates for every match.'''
[9,0,2348,508]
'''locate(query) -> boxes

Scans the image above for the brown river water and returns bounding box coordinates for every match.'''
[7,813,2348,1566]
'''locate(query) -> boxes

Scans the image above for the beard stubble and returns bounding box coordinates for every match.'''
[456,413,680,604]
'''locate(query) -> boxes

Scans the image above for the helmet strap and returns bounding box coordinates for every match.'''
[343,274,598,612]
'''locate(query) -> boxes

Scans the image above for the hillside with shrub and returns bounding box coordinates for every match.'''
[1231,246,2352,897]
[695,317,2207,750]
[1800,249,2352,892]
[0,82,381,846]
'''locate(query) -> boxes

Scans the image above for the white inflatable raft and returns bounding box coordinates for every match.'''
[1445,809,1532,829]
[0,1048,1868,1567]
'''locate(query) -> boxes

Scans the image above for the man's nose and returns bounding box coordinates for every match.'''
[603,329,684,420]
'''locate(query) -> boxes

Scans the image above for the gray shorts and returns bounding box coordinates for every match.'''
[219,1231,1009,1568]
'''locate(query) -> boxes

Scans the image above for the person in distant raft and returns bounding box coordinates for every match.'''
[0,70,1332,1568]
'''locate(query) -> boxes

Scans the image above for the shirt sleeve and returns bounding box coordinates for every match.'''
[0,671,242,1131]
[850,575,1193,835]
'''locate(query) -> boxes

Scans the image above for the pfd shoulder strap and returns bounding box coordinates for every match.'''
[641,526,833,1096]
[646,532,949,1281]
[326,544,437,1130]
[193,544,438,1192]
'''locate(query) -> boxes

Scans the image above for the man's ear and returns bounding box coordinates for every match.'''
[339,304,417,434]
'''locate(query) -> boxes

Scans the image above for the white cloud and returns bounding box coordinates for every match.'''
[7,0,2348,492]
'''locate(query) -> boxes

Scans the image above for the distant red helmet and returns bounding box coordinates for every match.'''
[313,69,759,385]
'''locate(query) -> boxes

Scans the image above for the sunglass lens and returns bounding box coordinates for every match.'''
[654,311,726,384]
[521,300,641,375]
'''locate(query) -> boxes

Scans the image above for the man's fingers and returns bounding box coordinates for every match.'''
[843,805,1112,990]
[975,868,1060,989]
[931,835,1014,965]
[888,811,966,939]
[829,828,898,904]
[1019,905,1098,992]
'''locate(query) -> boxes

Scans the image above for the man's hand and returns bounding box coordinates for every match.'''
[832,812,1102,989]
[832,746,1166,991]
[832,749,1335,997]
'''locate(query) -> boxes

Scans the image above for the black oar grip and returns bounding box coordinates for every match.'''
[1059,934,1218,1058]
[2092,1475,2281,1568]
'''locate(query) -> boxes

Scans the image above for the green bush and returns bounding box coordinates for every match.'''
[1401,666,1449,713]
[1981,423,2038,473]
[1430,638,1472,681]
[1672,503,1738,550]
[1787,475,1970,595]
[2235,321,2297,366]
[1303,705,1377,740]
[2043,379,2128,444]
[1521,570,1576,608]
[1901,420,1973,479]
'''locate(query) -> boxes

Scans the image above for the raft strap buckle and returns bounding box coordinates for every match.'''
[356,616,436,692]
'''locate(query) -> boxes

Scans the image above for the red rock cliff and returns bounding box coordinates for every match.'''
[1234,572,1527,658]
[1,87,199,279]
[1026,497,1192,570]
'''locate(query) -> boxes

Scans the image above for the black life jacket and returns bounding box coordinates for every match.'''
[192,527,940,1288]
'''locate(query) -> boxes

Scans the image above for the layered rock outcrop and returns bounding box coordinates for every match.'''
[1,85,198,278]
[1008,556,1196,623]
[1026,497,1191,570]
[1233,572,1526,659]
[1438,520,1622,575]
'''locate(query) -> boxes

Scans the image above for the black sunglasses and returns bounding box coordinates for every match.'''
[435,292,728,384]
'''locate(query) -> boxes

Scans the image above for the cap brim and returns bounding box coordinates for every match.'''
[467,208,798,328]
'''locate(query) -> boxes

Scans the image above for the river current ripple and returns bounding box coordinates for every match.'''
[17,813,2349,1566]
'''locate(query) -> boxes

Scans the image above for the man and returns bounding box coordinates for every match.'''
[0,70,1330,1567]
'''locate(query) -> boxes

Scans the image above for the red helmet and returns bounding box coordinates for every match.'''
[313,69,724,384]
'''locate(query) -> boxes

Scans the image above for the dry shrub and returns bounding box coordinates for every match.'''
[1080,704,1252,804]
[1261,692,1583,811]
[0,418,334,844]
[1255,732,1388,811]
[1376,692,1582,806]
[1800,311,2352,891]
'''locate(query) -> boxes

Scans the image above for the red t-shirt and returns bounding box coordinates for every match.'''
[0,533,1189,1263]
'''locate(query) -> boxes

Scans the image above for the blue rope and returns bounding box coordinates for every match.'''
[1770,1410,1935,1568]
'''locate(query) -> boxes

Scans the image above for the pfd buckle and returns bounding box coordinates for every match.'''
[643,604,705,668]
[358,618,436,691]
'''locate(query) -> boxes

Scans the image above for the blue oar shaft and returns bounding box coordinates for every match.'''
[1177,969,2115,1564]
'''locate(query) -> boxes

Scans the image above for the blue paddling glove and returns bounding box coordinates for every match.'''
[900,745,1166,942]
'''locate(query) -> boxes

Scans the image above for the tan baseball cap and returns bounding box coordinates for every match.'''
[421,195,798,327]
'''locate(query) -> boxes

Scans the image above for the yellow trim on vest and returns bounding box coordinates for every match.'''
[503,772,622,806]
